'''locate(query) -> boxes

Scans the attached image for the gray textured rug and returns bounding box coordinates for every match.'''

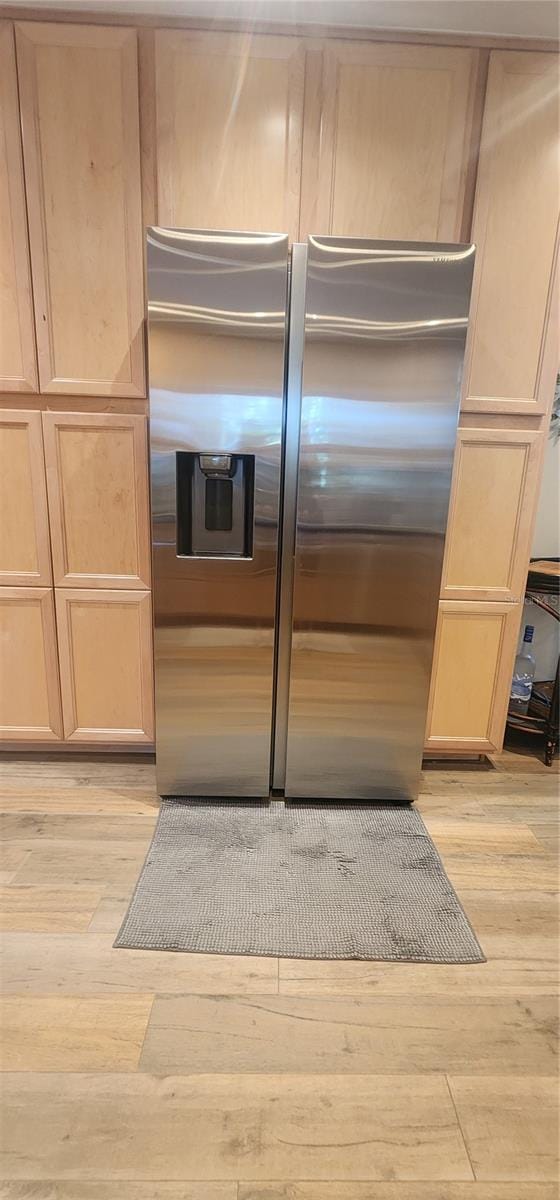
[115,799,484,962]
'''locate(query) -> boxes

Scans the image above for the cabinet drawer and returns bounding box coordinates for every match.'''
[0,587,62,741]
[55,589,153,743]
[426,600,521,751]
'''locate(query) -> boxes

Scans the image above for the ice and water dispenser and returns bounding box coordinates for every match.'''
[176,452,255,559]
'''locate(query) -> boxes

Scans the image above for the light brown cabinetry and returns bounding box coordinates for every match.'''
[300,41,480,240]
[0,18,558,757]
[55,589,153,743]
[0,22,37,393]
[42,412,151,589]
[15,22,145,397]
[463,51,559,413]
[0,411,153,747]
[425,47,559,752]
[155,30,304,239]
[0,411,51,586]
[0,587,62,741]
[426,600,521,752]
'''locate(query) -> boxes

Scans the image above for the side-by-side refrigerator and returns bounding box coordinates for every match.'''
[148,229,475,801]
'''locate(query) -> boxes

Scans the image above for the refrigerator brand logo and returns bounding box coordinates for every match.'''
[433,255,452,263]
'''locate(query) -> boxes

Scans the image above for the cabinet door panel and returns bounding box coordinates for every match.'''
[0,411,51,586]
[303,41,479,240]
[0,22,37,392]
[0,587,62,741]
[426,601,520,751]
[156,30,304,239]
[42,412,150,589]
[16,22,144,397]
[464,51,559,413]
[55,589,153,742]
[442,428,541,602]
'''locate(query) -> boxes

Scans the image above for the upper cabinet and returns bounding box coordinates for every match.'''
[0,22,37,393]
[155,30,305,239]
[15,22,145,397]
[463,51,559,413]
[300,41,480,240]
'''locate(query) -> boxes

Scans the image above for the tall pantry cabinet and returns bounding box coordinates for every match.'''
[0,17,558,754]
[427,50,559,751]
[0,21,153,745]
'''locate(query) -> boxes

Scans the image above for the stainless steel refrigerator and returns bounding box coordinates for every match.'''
[148,229,475,802]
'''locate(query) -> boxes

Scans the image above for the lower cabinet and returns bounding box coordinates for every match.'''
[55,589,154,743]
[0,409,154,748]
[0,587,62,740]
[0,585,153,745]
[425,600,521,752]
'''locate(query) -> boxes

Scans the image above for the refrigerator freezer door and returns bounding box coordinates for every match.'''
[148,228,289,796]
[285,236,475,801]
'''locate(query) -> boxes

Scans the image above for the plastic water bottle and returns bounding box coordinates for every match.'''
[509,625,536,715]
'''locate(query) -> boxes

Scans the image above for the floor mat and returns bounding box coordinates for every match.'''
[115,799,485,962]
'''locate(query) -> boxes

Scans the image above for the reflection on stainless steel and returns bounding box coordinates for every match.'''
[149,302,285,331]
[148,227,289,796]
[284,236,475,801]
[149,229,474,803]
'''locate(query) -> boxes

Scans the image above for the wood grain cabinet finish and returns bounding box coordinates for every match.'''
[0,22,37,393]
[15,22,145,397]
[0,411,51,586]
[42,413,151,589]
[300,41,480,240]
[463,51,559,414]
[441,427,542,602]
[426,600,521,752]
[155,30,304,239]
[0,587,62,741]
[55,589,154,743]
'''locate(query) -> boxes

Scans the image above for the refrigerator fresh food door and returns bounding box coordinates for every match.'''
[285,236,475,801]
[148,228,289,796]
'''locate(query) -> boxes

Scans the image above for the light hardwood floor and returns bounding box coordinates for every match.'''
[0,744,558,1197]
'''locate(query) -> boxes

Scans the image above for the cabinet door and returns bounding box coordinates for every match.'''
[55,589,153,743]
[0,411,51,586]
[15,22,145,397]
[42,412,150,589]
[301,41,479,240]
[463,51,559,413]
[155,30,304,239]
[0,587,62,741]
[441,427,542,602]
[426,600,520,752]
[0,22,37,392]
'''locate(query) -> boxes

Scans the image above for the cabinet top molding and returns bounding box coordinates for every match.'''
[0,7,558,53]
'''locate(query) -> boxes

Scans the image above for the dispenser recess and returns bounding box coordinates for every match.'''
[176,451,255,558]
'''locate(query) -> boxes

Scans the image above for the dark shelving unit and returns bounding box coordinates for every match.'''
[506,558,559,766]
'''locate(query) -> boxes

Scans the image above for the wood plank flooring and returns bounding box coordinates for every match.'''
[0,747,558,1197]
